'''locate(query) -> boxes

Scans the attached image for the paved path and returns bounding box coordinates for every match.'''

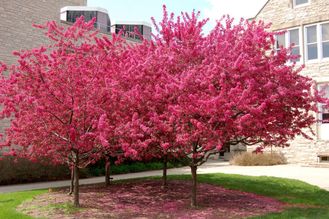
[0,161,328,193]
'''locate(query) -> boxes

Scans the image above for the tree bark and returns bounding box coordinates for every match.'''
[162,155,168,188]
[190,165,197,207]
[73,152,80,207]
[105,157,111,186]
[68,166,74,195]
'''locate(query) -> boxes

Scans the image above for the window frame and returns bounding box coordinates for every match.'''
[317,82,329,140]
[305,24,319,62]
[304,22,329,62]
[317,83,329,124]
[275,27,303,64]
[321,23,329,59]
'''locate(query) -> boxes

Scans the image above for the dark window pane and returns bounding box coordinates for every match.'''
[289,29,299,45]
[322,23,329,41]
[307,26,317,43]
[323,42,329,58]
[67,11,97,28]
[276,34,285,48]
[319,84,329,98]
[323,106,329,123]
[292,47,300,62]
[295,0,308,5]
[307,44,318,60]
[67,11,83,23]
[115,25,124,34]
[97,12,110,32]
[318,85,329,123]
[323,113,329,123]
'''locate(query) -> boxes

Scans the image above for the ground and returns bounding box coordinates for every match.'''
[17,180,285,219]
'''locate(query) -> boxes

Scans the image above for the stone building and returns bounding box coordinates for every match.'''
[251,0,329,164]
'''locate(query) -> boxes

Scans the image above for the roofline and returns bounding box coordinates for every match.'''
[248,0,270,20]
[60,20,141,43]
[60,6,108,14]
[112,20,152,27]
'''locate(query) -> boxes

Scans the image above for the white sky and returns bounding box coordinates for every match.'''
[205,0,268,20]
[88,0,269,32]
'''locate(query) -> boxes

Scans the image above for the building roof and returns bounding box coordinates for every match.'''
[249,0,270,20]
[113,21,152,28]
[61,6,108,14]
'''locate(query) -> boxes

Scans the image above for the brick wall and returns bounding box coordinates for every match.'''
[0,0,86,142]
[254,0,329,163]
[0,0,86,65]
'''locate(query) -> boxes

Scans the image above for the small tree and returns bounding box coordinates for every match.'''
[0,18,123,207]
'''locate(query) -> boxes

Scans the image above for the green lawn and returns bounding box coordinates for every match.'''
[166,174,329,218]
[0,190,47,219]
[1,173,329,218]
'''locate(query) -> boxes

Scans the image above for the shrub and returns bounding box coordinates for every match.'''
[0,157,184,185]
[230,152,287,166]
[0,157,70,185]
[82,159,184,177]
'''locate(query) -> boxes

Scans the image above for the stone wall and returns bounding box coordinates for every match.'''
[254,0,329,163]
[256,0,329,30]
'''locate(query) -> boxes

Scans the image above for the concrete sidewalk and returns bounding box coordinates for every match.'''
[0,161,328,193]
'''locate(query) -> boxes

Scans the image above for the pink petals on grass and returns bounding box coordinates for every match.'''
[20,180,285,219]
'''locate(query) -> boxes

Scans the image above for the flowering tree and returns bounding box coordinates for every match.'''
[0,18,123,207]
[0,6,319,209]
[122,6,318,207]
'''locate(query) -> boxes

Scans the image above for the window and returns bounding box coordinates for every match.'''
[306,25,318,60]
[318,84,329,123]
[293,0,309,7]
[67,11,97,23]
[275,28,301,62]
[115,24,144,40]
[322,23,329,58]
[275,34,285,52]
[305,22,329,61]
[289,29,300,62]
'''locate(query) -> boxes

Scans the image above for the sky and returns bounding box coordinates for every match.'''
[87,0,268,32]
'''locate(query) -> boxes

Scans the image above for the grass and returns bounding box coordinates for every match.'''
[166,173,329,205]
[46,202,81,214]
[250,208,329,219]
[0,189,47,219]
[164,173,329,218]
[1,173,329,218]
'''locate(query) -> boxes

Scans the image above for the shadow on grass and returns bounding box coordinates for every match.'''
[161,173,329,206]
[250,207,329,219]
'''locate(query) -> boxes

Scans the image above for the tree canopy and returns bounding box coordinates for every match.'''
[0,6,319,207]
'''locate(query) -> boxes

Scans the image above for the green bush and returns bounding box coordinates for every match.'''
[0,157,70,185]
[84,159,183,176]
[0,156,184,185]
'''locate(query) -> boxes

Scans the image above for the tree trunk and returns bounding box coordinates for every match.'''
[68,166,74,195]
[190,165,198,207]
[162,155,168,188]
[73,152,80,207]
[105,157,111,186]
